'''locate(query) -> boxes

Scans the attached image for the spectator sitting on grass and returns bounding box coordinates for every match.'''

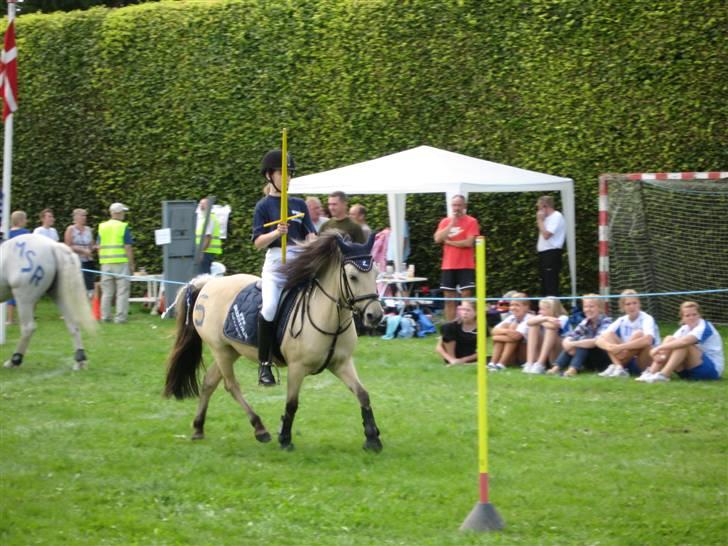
[547,294,611,377]
[595,289,660,378]
[638,301,724,383]
[436,301,478,366]
[487,293,533,371]
[522,297,570,374]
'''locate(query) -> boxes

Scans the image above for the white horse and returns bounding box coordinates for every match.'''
[0,234,96,370]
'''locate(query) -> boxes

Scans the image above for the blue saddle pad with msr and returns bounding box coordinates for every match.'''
[222,282,302,361]
[223,283,261,346]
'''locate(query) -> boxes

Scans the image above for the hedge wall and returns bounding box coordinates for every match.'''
[5,0,727,297]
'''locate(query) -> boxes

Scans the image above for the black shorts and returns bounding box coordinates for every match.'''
[81,260,97,291]
[440,269,475,292]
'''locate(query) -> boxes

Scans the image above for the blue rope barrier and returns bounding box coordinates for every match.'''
[81,268,187,286]
[379,288,728,303]
[83,267,727,304]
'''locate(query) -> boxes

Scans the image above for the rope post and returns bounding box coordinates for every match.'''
[460,236,504,532]
[280,128,288,264]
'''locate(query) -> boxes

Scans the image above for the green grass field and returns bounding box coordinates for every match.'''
[1,301,726,545]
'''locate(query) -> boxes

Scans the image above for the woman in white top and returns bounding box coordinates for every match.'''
[64,208,96,297]
[33,208,59,241]
[488,293,533,371]
[596,289,660,378]
[640,301,724,383]
[523,297,570,374]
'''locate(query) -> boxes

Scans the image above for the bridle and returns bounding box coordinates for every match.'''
[287,254,380,374]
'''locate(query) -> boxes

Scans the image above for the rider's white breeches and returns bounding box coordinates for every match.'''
[261,247,301,321]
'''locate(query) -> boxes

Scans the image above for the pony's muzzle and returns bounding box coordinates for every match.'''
[362,300,384,328]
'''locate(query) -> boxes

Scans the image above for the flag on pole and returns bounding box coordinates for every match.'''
[0,19,18,121]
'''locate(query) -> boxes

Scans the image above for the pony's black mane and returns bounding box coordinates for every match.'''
[280,232,342,290]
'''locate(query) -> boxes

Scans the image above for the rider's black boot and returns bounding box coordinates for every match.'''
[257,314,277,387]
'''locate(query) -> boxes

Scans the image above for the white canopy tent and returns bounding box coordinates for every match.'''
[289,145,577,298]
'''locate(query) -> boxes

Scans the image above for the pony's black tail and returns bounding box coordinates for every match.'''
[163,281,206,399]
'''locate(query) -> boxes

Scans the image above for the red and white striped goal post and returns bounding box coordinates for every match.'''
[598,171,728,312]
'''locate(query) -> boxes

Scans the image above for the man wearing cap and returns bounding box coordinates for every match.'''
[97,203,135,323]
[195,198,223,274]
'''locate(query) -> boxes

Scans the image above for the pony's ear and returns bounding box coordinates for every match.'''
[336,233,375,256]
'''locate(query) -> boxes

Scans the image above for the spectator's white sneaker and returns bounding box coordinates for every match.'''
[521,363,533,373]
[488,363,506,372]
[529,363,546,375]
[610,366,630,378]
[646,372,670,383]
[635,371,654,382]
[598,364,616,377]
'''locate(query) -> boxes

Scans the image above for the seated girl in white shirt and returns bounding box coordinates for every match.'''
[639,301,723,383]
[523,297,570,374]
[596,289,660,378]
[488,293,534,371]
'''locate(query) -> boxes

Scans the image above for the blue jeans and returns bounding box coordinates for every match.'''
[554,347,608,371]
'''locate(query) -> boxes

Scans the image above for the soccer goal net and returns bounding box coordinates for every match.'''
[599,172,728,324]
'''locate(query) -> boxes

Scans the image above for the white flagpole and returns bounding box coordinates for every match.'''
[0,0,17,345]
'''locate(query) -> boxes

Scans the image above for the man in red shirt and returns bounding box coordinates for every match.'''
[434,195,481,321]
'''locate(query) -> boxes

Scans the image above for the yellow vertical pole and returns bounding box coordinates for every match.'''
[280,128,288,264]
[460,236,504,531]
[475,236,489,498]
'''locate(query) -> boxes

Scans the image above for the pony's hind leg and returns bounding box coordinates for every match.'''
[54,295,88,371]
[3,301,36,368]
[214,347,271,443]
[330,358,383,453]
[191,364,222,440]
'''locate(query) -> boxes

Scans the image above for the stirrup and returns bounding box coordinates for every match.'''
[258,361,277,386]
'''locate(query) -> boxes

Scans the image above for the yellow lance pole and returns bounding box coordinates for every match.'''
[263,213,303,228]
[460,236,504,532]
[280,128,289,264]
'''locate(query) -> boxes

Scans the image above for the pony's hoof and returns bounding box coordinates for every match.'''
[363,437,383,453]
[191,431,205,441]
[256,431,272,443]
[280,442,295,451]
[3,361,19,369]
[72,362,87,371]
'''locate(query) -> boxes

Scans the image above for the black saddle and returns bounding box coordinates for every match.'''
[222,282,300,362]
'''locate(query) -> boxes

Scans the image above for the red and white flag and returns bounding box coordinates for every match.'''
[0,19,18,121]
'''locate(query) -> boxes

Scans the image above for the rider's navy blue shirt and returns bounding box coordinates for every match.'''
[252,195,316,248]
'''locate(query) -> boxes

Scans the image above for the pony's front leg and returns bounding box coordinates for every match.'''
[3,302,36,368]
[279,365,305,450]
[331,358,382,453]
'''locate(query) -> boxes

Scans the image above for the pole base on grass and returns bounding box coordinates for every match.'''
[460,502,504,532]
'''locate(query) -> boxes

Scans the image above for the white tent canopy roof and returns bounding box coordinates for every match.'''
[290,145,573,193]
[289,145,577,298]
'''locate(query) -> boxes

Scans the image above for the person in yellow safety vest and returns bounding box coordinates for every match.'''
[195,198,223,274]
[97,202,135,324]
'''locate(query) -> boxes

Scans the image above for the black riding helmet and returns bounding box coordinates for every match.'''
[260,149,296,178]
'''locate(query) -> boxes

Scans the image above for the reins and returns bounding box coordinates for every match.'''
[287,256,379,375]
